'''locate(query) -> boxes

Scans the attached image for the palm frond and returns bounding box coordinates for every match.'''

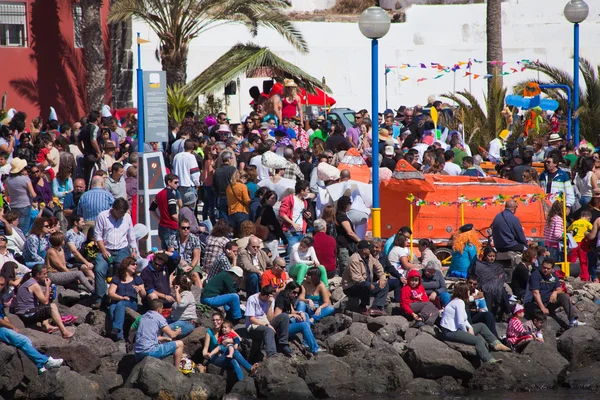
[167,84,196,123]
[185,43,330,98]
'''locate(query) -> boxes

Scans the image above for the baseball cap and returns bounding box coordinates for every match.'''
[384,146,394,156]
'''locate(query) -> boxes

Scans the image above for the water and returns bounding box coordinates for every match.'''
[266,389,595,399]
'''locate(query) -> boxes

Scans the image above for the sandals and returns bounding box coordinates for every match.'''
[60,315,78,326]
[62,331,75,339]
[250,363,259,376]
[44,326,59,334]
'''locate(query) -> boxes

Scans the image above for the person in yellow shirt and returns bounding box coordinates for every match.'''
[567,209,593,281]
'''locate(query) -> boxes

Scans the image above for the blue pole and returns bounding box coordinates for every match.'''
[137,32,145,153]
[574,22,580,146]
[371,38,381,237]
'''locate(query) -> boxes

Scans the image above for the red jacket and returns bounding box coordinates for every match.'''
[400,269,429,316]
[312,231,337,273]
[279,194,308,233]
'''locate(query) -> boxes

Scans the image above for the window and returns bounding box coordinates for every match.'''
[0,2,27,47]
[72,4,82,48]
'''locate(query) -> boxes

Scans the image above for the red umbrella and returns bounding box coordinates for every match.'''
[268,83,336,107]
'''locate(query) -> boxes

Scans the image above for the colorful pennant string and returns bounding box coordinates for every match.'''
[406,192,560,208]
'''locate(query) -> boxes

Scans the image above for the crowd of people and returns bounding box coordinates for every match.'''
[0,90,591,379]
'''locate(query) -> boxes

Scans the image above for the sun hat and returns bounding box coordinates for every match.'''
[548,133,562,143]
[513,303,524,315]
[216,124,231,133]
[133,223,149,241]
[284,79,298,87]
[378,128,390,140]
[228,266,244,278]
[9,158,27,174]
[422,135,434,146]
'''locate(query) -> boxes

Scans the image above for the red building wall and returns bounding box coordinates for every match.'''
[1,0,111,123]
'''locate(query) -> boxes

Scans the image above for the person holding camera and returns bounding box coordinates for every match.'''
[279,180,312,260]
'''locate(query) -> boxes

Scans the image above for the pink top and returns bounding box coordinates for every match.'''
[282,97,298,119]
[543,215,563,249]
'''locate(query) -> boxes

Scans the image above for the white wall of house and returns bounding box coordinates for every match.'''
[131,0,600,122]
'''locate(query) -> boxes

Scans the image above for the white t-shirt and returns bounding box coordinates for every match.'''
[250,156,270,181]
[443,162,462,176]
[245,293,274,328]
[290,242,319,267]
[488,138,502,162]
[292,196,304,227]
[388,246,410,276]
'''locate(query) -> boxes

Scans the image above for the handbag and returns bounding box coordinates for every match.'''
[254,212,269,241]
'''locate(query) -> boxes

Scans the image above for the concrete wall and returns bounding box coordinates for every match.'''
[131,0,600,122]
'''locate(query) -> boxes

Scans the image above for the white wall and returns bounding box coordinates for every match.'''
[287,0,337,12]
[131,0,600,122]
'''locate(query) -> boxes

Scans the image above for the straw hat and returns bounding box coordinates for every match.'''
[9,158,27,174]
[548,133,562,143]
[284,79,298,88]
[378,128,390,140]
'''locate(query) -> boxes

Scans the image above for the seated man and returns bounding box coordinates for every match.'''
[341,240,388,316]
[524,257,585,328]
[237,236,271,297]
[420,260,450,308]
[134,298,184,367]
[64,214,94,279]
[200,267,244,322]
[245,285,292,362]
[207,241,238,281]
[0,276,64,373]
[260,257,290,293]
[141,252,177,306]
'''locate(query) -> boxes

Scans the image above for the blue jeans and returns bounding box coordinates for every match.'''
[548,246,561,263]
[283,230,303,266]
[296,301,335,323]
[167,320,195,339]
[580,195,592,207]
[201,294,242,320]
[230,212,249,233]
[13,206,31,235]
[109,300,138,340]
[212,350,253,381]
[202,185,216,224]
[289,318,320,353]
[245,273,260,297]
[217,197,229,223]
[135,341,177,361]
[158,226,178,250]
[94,248,130,301]
[589,250,598,281]
[387,278,401,302]
[0,327,48,369]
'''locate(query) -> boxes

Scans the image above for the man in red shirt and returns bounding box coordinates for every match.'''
[312,219,337,279]
[149,174,181,249]
[260,258,290,293]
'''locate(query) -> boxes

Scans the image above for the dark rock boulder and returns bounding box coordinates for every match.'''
[125,357,186,398]
[230,377,258,397]
[19,328,67,350]
[470,353,556,391]
[297,355,355,398]
[84,310,109,336]
[366,315,410,335]
[254,355,313,399]
[331,335,369,357]
[108,388,151,400]
[86,371,124,393]
[312,314,352,342]
[71,324,119,358]
[436,376,464,394]
[565,361,600,392]
[557,326,600,369]
[521,340,569,380]
[343,349,413,394]
[26,366,105,400]
[186,373,227,400]
[44,345,101,374]
[181,326,208,361]
[402,378,441,395]
[404,333,474,379]
[347,322,373,347]
[324,329,347,350]
[0,343,24,392]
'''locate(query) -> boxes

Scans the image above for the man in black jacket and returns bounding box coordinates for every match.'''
[371,237,403,302]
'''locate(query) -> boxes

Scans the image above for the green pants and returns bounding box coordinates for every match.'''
[289,264,329,288]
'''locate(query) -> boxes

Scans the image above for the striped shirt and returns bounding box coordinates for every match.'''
[543,215,563,249]
[94,209,137,251]
[77,188,115,222]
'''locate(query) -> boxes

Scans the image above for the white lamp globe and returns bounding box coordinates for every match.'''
[358,7,391,40]
[564,0,589,24]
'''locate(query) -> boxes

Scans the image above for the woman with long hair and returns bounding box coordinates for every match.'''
[258,190,285,260]
[470,247,511,318]
[289,237,329,288]
[226,170,251,235]
[321,205,337,238]
[201,144,217,224]
[108,256,146,341]
[522,169,540,186]
[418,238,441,270]
[510,247,538,299]
[335,196,360,269]
[388,234,420,278]
[544,200,564,262]
[202,220,230,270]
[274,281,322,355]
[440,282,510,364]
[23,217,50,268]
[447,225,481,279]
[576,157,595,206]
[297,267,334,324]
[45,231,94,293]
[52,164,73,205]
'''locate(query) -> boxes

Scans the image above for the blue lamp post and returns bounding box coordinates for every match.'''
[359,6,391,238]
[564,0,589,146]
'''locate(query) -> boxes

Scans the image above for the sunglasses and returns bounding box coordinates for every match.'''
[173,181,179,185]
[31,170,39,174]
[180,226,190,230]
[0,238,7,242]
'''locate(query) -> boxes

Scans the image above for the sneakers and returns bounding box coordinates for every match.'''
[570,319,587,328]
[493,343,512,352]
[487,358,503,365]
[39,356,63,374]
[413,321,425,329]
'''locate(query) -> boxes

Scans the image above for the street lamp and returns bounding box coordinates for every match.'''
[359,6,390,238]
[564,0,589,146]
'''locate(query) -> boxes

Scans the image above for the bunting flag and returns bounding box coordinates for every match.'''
[406,192,559,208]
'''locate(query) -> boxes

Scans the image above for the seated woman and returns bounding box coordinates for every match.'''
[12,264,74,338]
[400,269,438,328]
[447,224,480,279]
[511,247,537,300]
[440,282,510,364]
[469,247,511,318]
[297,267,335,324]
[202,311,258,382]
[108,257,146,341]
[45,232,94,294]
[388,234,420,279]
[23,218,50,268]
[466,275,500,338]
[289,237,329,288]
[274,282,322,355]
[167,275,197,339]
[418,239,441,270]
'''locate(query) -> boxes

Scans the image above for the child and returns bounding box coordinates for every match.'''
[208,321,241,359]
[523,309,546,343]
[506,304,533,349]
[400,269,438,328]
[467,276,488,312]
[567,209,593,281]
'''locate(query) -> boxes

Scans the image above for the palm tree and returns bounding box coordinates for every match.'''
[109,0,308,88]
[81,0,107,112]
[513,58,600,143]
[486,0,503,94]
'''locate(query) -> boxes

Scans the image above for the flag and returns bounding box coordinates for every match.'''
[137,37,150,44]
[417,78,427,82]
[483,74,493,79]
[385,68,391,74]
[458,61,467,66]
[474,59,484,63]
[464,72,471,77]
[420,63,427,68]
[434,74,444,79]
[510,68,517,73]
[473,74,480,79]
[401,76,410,81]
